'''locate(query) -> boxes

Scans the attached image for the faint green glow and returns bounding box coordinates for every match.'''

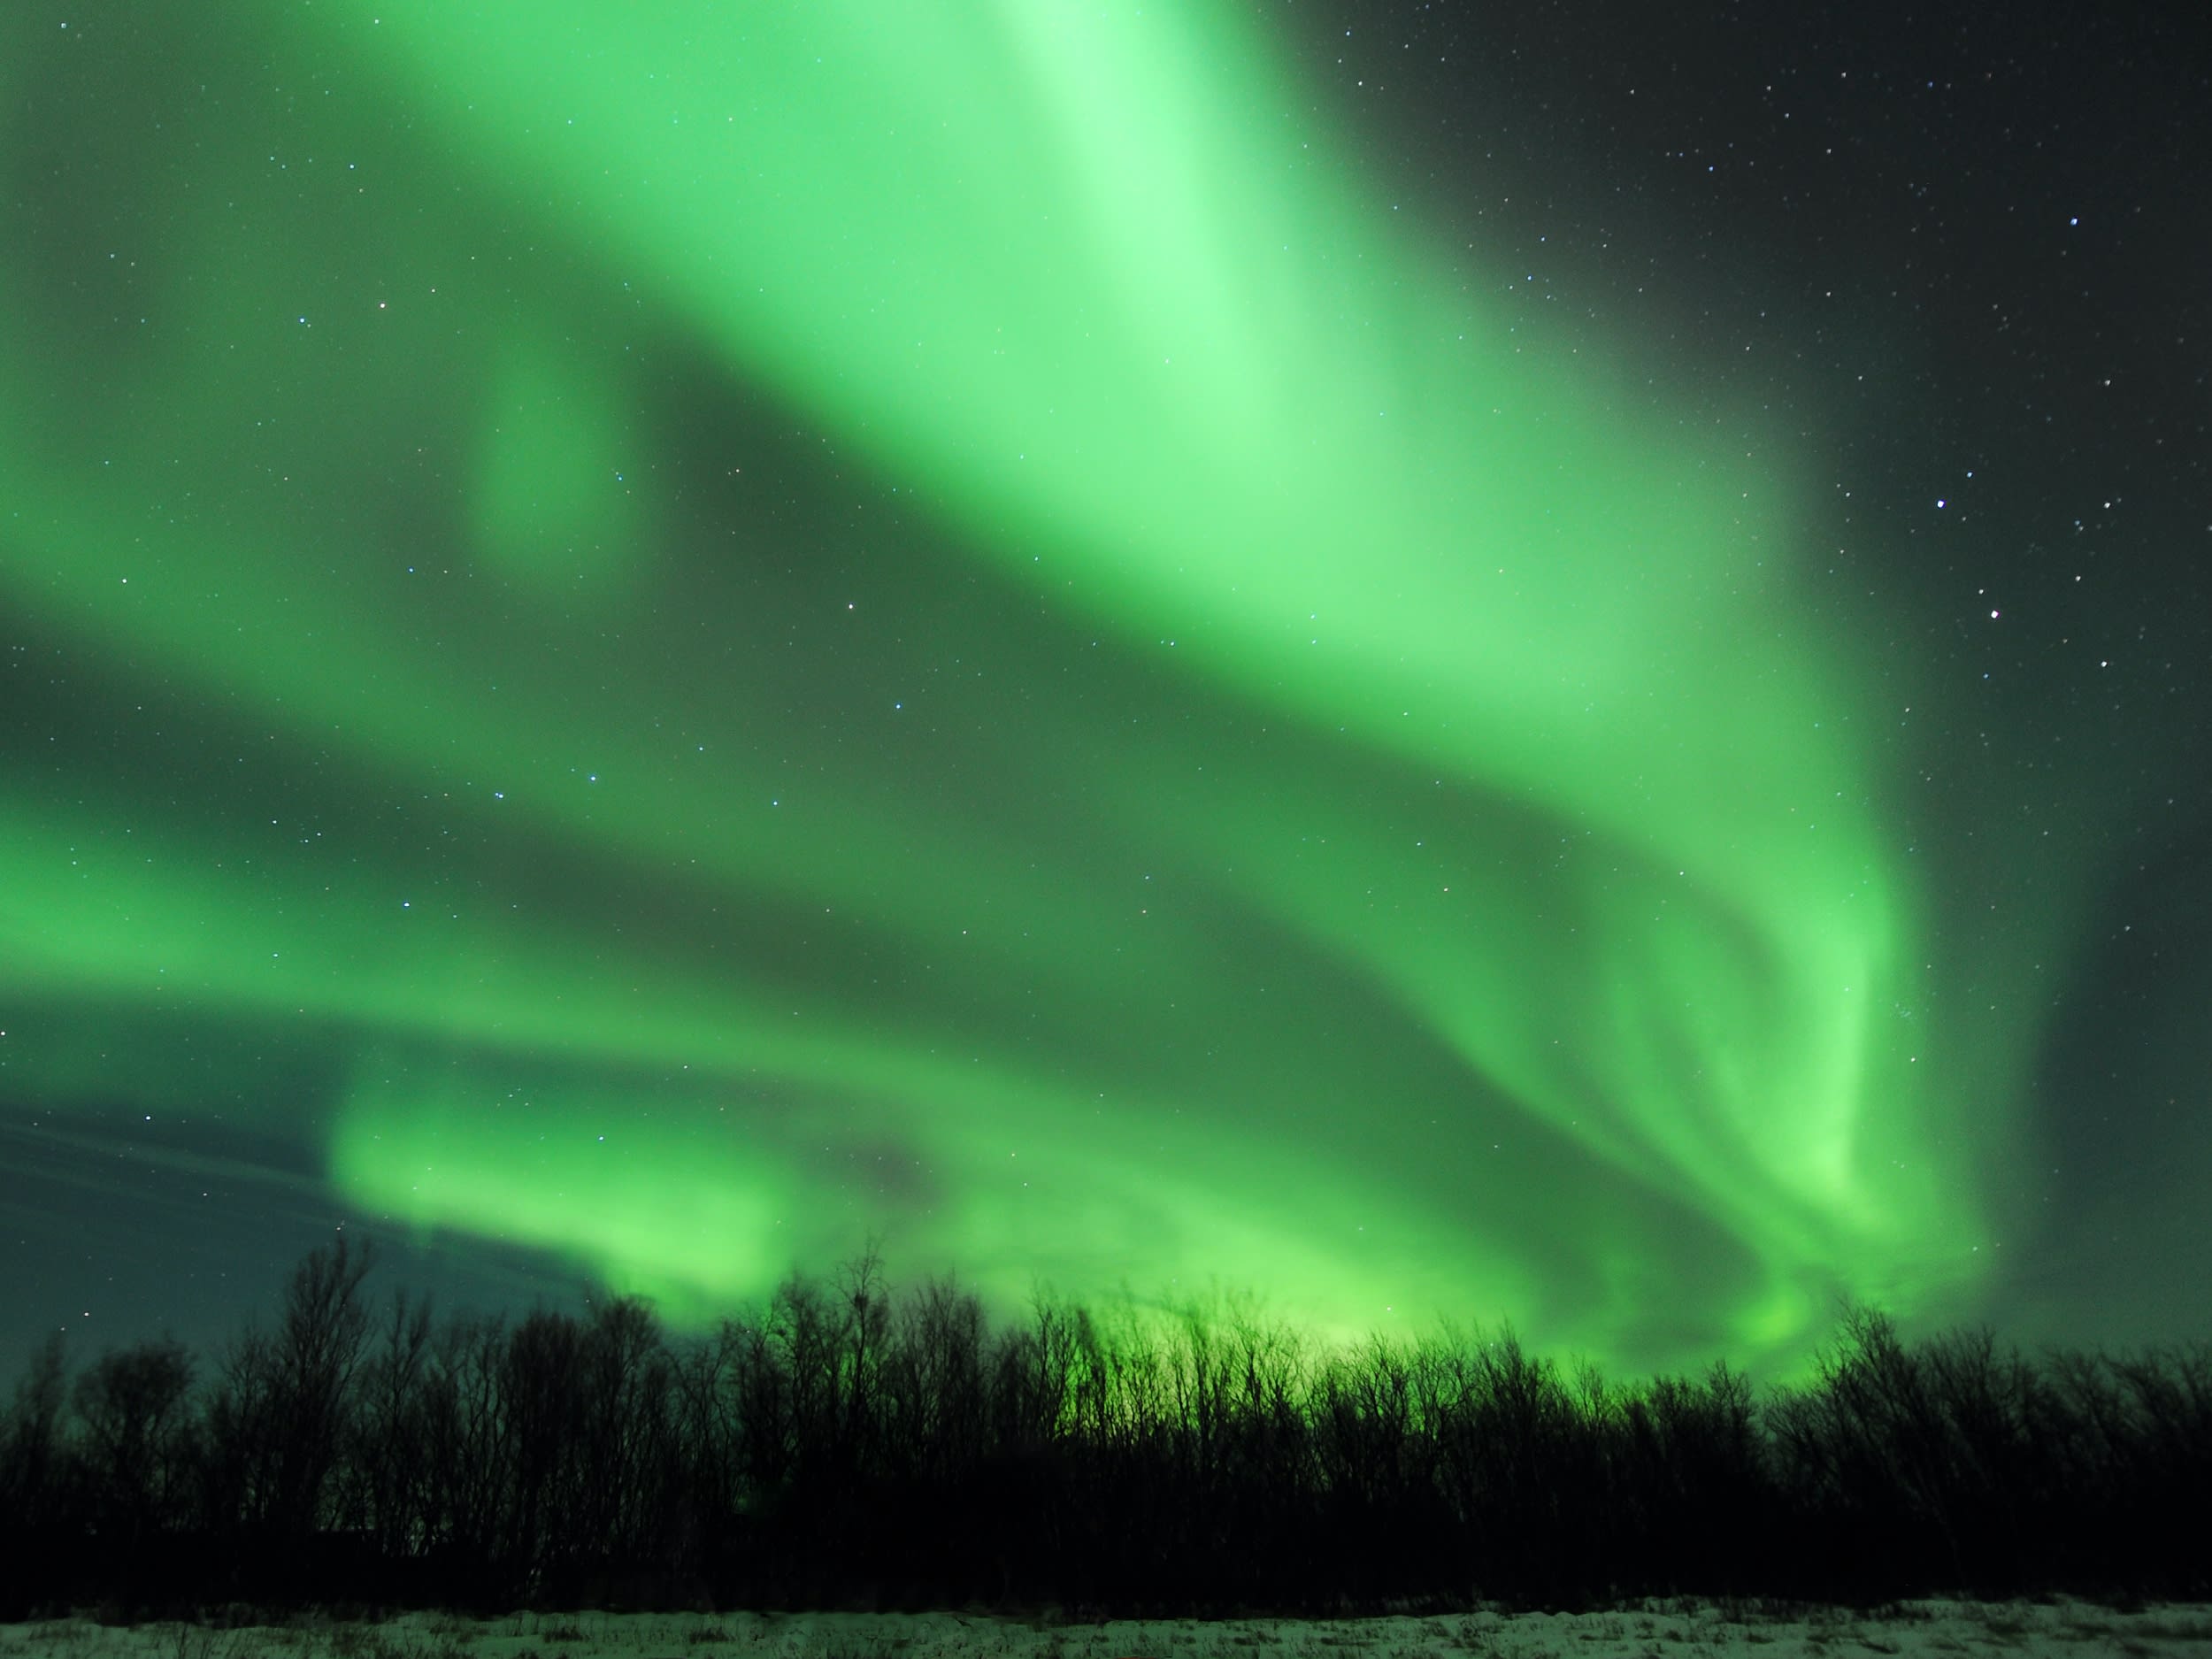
[472,336,643,593]
[0,3,2031,1374]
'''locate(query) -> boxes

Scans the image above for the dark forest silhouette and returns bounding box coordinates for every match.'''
[3,1236,2206,1619]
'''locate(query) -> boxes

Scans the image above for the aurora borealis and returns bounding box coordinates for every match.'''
[4,2,2207,1381]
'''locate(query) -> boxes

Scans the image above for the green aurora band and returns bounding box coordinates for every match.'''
[1,3,2032,1371]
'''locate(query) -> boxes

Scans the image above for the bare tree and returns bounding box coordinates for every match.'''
[575,1296,672,1565]
[417,1310,510,1572]
[199,1233,376,1550]
[503,1306,584,1578]
[351,1285,434,1556]
[73,1334,197,1546]
[0,1331,69,1522]
[888,1273,989,1489]
[272,1233,376,1534]
[833,1239,891,1471]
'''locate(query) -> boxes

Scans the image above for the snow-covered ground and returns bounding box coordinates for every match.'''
[4,1601,2210,1659]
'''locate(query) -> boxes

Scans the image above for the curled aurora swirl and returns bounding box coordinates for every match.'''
[0,2,2016,1373]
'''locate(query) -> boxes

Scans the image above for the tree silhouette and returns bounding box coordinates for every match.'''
[73,1334,197,1550]
[3,1240,2208,1615]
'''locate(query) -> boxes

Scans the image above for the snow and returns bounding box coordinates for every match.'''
[4,1600,2211,1659]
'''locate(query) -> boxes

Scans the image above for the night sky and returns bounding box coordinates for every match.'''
[4,1,2207,1388]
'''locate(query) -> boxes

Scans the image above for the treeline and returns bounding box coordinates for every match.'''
[2,1237,2207,1618]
